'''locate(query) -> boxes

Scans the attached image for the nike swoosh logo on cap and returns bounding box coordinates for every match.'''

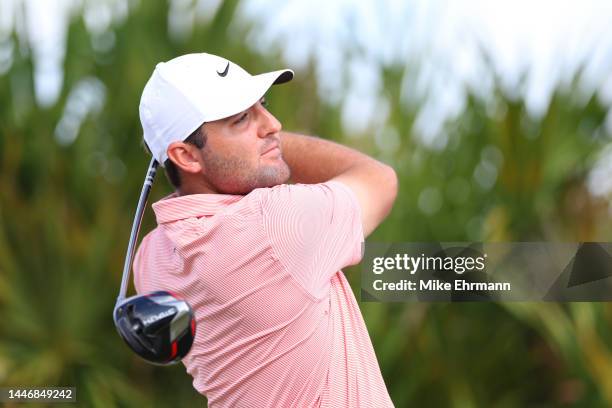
[217,62,229,77]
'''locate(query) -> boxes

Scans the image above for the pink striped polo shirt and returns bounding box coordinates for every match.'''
[133,180,394,407]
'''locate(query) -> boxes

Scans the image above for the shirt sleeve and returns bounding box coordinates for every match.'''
[258,180,364,298]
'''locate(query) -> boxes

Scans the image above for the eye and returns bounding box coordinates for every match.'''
[234,112,248,124]
[260,97,268,107]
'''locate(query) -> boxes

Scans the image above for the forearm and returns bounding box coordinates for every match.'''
[280,131,388,184]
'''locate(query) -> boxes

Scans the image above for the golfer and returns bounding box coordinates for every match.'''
[134,52,397,407]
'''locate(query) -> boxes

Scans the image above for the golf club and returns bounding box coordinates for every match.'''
[113,158,196,365]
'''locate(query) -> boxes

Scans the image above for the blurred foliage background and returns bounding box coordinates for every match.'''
[2,0,612,407]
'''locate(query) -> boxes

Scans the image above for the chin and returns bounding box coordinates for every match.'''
[259,163,291,187]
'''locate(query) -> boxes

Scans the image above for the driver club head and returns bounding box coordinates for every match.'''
[114,290,196,365]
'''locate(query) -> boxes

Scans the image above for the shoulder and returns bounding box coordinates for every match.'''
[256,181,359,209]
[254,181,362,232]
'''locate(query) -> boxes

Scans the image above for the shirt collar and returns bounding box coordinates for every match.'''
[152,192,244,224]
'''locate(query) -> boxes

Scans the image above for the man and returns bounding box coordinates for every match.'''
[134,52,397,407]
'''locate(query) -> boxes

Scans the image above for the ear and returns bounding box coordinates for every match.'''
[166,141,205,174]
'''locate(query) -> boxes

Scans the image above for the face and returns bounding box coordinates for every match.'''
[195,97,291,195]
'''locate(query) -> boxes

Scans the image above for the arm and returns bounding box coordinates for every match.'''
[280,131,398,237]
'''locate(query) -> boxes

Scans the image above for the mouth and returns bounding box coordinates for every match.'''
[261,143,280,156]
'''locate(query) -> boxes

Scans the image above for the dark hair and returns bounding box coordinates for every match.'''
[141,125,207,189]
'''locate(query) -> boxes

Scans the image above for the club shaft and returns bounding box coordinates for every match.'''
[116,158,158,304]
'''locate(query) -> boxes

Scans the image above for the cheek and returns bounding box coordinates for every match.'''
[223,142,257,166]
[203,142,255,176]
[223,138,260,164]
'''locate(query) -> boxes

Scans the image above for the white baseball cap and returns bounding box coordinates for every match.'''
[139,52,293,165]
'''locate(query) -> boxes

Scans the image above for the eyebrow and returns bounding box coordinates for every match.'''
[227,97,267,122]
[225,109,245,123]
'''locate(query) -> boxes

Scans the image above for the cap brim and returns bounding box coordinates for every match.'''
[206,69,294,123]
[272,69,293,85]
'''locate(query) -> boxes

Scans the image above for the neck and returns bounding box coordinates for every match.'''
[177,177,219,196]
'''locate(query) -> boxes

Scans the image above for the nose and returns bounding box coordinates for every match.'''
[257,103,282,138]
